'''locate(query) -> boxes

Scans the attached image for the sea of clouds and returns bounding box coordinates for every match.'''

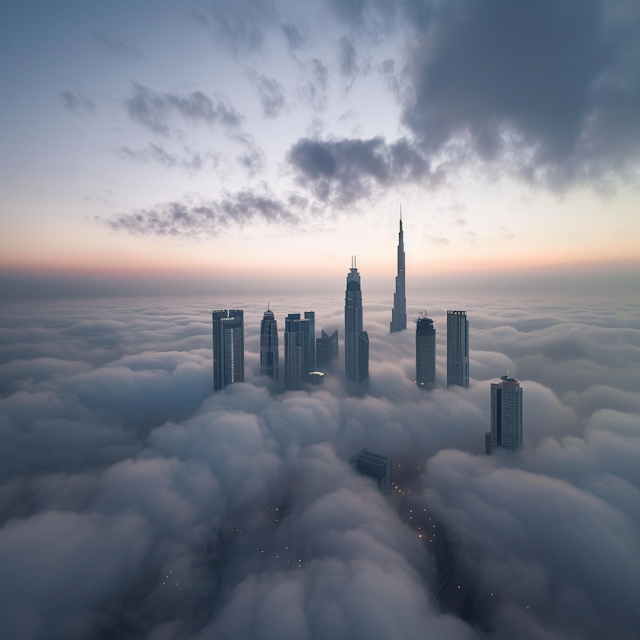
[1,294,639,639]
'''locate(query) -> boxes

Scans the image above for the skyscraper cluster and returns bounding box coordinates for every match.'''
[212,210,522,452]
[212,260,367,392]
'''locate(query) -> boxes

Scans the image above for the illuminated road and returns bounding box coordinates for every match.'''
[391,462,490,632]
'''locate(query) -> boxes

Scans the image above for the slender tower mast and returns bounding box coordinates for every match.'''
[390,207,407,333]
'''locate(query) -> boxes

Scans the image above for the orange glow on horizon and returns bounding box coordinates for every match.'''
[1,252,639,282]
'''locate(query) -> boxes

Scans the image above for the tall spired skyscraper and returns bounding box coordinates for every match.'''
[345,258,369,385]
[447,310,469,388]
[390,213,407,333]
[486,373,523,454]
[260,306,279,381]
[212,310,244,391]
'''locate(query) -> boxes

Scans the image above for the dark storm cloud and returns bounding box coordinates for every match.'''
[246,71,287,118]
[103,190,301,238]
[288,136,433,204]
[125,84,242,136]
[59,90,96,113]
[1,297,640,639]
[116,144,218,172]
[93,32,142,59]
[276,0,640,202]
[397,0,640,187]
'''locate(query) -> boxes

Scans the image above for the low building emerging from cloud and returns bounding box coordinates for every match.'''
[349,448,392,495]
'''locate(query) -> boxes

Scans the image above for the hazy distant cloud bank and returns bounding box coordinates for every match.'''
[1,298,640,639]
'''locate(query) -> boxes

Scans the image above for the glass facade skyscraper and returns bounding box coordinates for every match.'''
[212,309,244,391]
[447,310,469,388]
[284,314,304,391]
[316,329,338,371]
[390,216,407,333]
[303,311,315,375]
[345,259,369,385]
[284,312,315,390]
[486,374,523,453]
[416,314,436,388]
[260,307,279,381]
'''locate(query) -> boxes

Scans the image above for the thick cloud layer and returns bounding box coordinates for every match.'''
[1,295,639,639]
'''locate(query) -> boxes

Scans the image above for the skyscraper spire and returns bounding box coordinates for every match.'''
[390,209,407,333]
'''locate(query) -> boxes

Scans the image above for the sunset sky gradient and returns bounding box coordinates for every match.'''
[2,0,639,292]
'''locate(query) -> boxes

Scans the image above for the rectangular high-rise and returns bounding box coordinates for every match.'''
[303,311,316,375]
[284,314,304,391]
[316,329,338,371]
[486,374,523,453]
[212,310,244,391]
[284,312,315,390]
[416,314,436,388]
[447,310,469,388]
